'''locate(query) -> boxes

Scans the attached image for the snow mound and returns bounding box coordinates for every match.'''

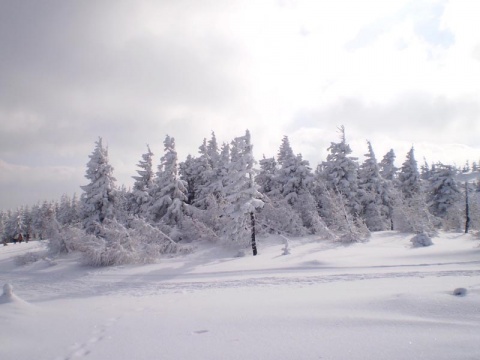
[410,233,434,248]
[0,283,31,306]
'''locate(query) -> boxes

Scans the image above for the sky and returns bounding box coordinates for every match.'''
[1,0,479,211]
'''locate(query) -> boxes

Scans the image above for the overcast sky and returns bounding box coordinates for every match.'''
[1,0,479,211]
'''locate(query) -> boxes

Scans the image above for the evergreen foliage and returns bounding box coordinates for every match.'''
[5,127,478,266]
[148,135,188,225]
[321,126,361,217]
[80,137,117,234]
[222,130,264,249]
[130,145,155,217]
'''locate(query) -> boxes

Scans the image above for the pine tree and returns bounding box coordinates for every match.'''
[321,126,361,217]
[420,158,432,181]
[3,210,17,241]
[115,184,130,224]
[179,154,198,205]
[223,130,264,254]
[56,194,73,225]
[207,131,220,170]
[379,149,397,181]
[148,135,188,225]
[275,136,313,204]
[130,145,155,217]
[427,163,461,229]
[0,211,6,243]
[80,137,117,234]
[393,147,435,233]
[358,141,389,231]
[398,147,421,199]
[191,138,215,209]
[255,156,277,194]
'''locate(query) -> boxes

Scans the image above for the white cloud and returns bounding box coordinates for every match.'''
[0,0,479,210]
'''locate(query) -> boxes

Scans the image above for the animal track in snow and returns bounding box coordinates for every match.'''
[61,316,121,359]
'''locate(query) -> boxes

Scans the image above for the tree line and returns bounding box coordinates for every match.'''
[1,127,479,265]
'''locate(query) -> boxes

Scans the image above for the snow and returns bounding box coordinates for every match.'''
[1,232,480,360]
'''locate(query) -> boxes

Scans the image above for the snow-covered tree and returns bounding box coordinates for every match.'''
[222,130,264,254]
[207,131,220,169]
[80,137,117,234]
[420,158,432,181]
[358,141,390,231]
[148,135,188,225]
[29,201,57,239]
[2,209,23,240]
[115,184,130,224]
[0,211,5,242]
[56,194,80,226]
[130,145,154,217]
[379,149,398,181]
[191,138,215,209]
[427,163,462,229]
[472,161,478,173]
[275,136,313,204]
[255,156,277,195]
[398,147,421,199]
[393,147,435,234]
[321,126,361,217]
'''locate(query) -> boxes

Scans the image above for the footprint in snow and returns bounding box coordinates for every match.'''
[61,316,120,359]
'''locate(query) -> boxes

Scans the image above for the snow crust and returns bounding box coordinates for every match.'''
[1,232,480,360]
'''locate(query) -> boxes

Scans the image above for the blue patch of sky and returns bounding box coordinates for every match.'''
[346,0,454,51]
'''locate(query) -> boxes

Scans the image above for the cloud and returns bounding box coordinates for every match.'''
[0,0,479,210]
[285,93,480,166]
[346,0,454,51]
[0,159,82,209]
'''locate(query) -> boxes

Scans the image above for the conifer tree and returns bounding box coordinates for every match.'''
[3,210,17,241]
[379,149,397,181]
[398,147,421,199]
[207,131,220,169]
[321,126,361,217]
[148,135,188,225]
[223,130,264,254]
[57,194,73,225]
[255,156,277,194]
[427,163,461,229]
[393,147,434,233]
[274,136,312,203]
[358,141,389,231]
[80,137,117,234]
[191,138,215,209]
[130,145,155,217]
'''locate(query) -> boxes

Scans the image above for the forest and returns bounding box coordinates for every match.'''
[1,126,479,266]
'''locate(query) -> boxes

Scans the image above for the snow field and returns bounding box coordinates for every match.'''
[1,232,480,360]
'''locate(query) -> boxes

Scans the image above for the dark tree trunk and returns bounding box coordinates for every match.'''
[250,212,257,256]
[465,182,471,234]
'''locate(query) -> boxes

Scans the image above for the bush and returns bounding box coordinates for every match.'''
[410,233,434,248]
[15,252,41,266]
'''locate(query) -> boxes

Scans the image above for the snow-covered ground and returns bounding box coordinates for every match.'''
[1,232,480,360]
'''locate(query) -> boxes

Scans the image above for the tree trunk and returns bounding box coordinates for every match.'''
[250,212,257,256]
[465,182,471,234]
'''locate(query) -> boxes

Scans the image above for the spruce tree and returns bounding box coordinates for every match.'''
[130,145,155,217]
[148,135,188,225]
[223,130,264,254]
[398,147,421,199]
[427,163,461,229]
[394,147,434,233]
[80,137,117,234]
[358,141,389,231]
[321,126,361,217]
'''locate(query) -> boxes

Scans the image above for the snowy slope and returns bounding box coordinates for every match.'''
[1,232,480,360]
